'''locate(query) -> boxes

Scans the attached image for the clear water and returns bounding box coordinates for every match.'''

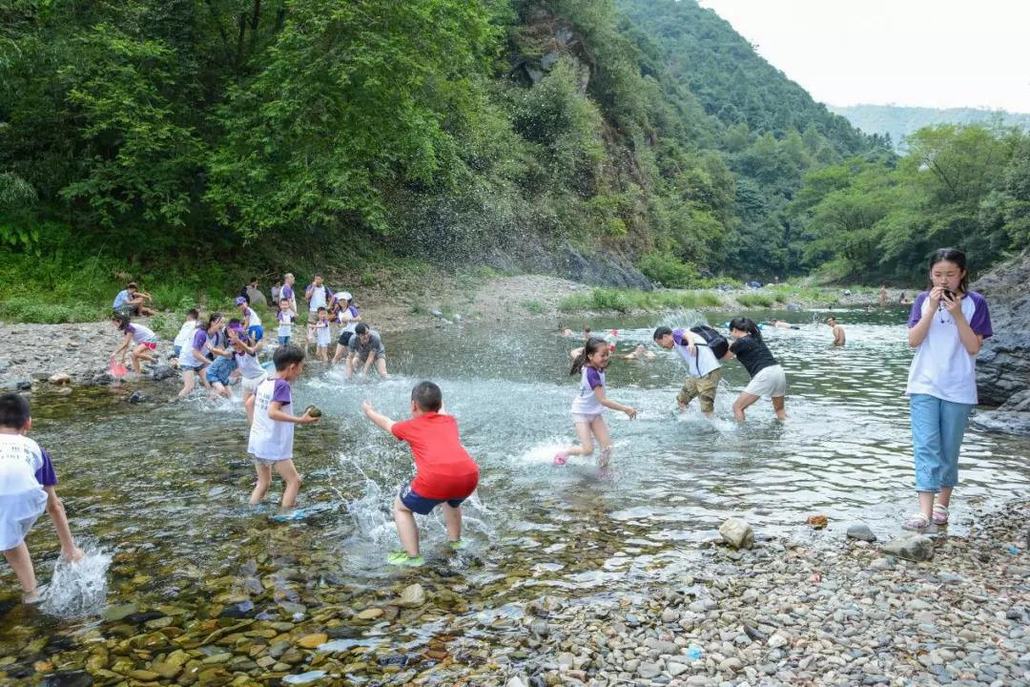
[2,307,1028,661]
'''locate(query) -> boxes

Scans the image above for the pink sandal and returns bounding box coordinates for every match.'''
[553,452,569,466]
[902,513,930,531]
[932,504,949,526]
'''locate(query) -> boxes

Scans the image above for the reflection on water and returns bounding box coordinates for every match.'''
[2,307,1028,657]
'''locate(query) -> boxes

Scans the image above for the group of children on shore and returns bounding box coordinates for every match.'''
[3,247,995,598]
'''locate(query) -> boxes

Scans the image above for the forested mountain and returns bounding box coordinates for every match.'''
[831,105,1030,152]
[0,0,948,309]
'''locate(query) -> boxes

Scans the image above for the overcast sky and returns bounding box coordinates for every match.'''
[698,0,1030,113]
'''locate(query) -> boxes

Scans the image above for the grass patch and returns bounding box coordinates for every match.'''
[521,300,545,315]
[558,288,722,313]
[736,293,775,308]
[0,296,108,324]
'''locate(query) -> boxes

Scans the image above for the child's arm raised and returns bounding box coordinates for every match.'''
[361,401,395,432]
[593,386,637,419]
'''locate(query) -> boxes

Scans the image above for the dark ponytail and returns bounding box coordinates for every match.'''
[206,312,223,330]
[570,337,607,376]
[112,312,131,331]
[927,247,969,294]
[729,316,762,340]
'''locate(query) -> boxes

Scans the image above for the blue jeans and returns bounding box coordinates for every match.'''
[910,393,973,493]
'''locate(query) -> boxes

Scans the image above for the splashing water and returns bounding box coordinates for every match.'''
[40,548,112,618]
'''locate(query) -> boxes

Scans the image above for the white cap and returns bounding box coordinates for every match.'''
[339,291,353,301]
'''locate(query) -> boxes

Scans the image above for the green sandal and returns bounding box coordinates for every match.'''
[387,551,425,567]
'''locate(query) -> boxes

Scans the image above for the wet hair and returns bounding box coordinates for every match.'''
[273,344,305,370]
[729,317,762,340]
[205,313,223,330]
[0,392,31,429]
[826,317,837,324]
[570,337,608,375]
[112,312,131,331]
[186,308,199,319]
[927,247,969,293]
[411,381,443,412]
[652,326,673,341]
[355,323,368,335]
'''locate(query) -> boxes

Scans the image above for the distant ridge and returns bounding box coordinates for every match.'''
[830,104,1030,151]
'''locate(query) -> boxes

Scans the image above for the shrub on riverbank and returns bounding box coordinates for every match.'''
[558,288,723,313]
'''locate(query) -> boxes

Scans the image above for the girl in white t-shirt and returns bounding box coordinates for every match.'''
[228,327,267,423]
[554,337,637,468]
[903,248,993,531]
[111,313,158,376]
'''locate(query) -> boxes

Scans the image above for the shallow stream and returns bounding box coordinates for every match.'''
[2,308,1028,678]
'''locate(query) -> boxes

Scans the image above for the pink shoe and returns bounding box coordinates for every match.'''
[553,452,568,466]
[932,504,949,526]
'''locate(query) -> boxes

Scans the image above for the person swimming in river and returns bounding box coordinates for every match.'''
[724,317,788,421]
[764,319,799,330]
[361,381,480,567]
[110,313,158,377]
[621,343,656,361]
[554,337,637,467]
[826,316,846,346]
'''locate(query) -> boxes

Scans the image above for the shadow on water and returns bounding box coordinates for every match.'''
[2,307,1028,666]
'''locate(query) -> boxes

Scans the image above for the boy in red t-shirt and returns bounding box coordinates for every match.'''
[362,381,479,567]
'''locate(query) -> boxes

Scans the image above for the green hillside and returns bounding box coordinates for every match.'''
[831,104,1030,151]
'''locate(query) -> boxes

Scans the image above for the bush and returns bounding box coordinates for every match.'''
[0,296,106,324]
[558,288,722,312]
[637,252,700,288]
[521,300,545,315]
[737,293,774,308]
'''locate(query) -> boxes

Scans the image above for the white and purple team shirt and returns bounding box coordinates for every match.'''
[570,366,606,416]
[315,320,331,346]
[906,291,993,404]
[306,284,333,312]
[244,306,262,327]
[248,378,294,460]
[125,323,157,344]
[672,328,720,378]
[180,328,208,369]
[0,434,53,550]
[337,305,360,333]
[234,351,266,380]
[276,310,294,337]
[173,319,198,350]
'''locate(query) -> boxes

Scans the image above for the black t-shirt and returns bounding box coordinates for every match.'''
[730,335,777,378]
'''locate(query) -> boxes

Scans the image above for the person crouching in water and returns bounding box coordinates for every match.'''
[362,382,480,567]
[653,326,722,417]
[554,337,637,467]
[724,317,787,421]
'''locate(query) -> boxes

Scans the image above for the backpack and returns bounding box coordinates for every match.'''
[689,325,729,360]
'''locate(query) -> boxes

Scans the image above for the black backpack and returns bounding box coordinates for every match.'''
[689,325,729,360]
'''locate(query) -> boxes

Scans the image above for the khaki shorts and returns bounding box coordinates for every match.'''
[743,365,787,398]
[678,369,721,412]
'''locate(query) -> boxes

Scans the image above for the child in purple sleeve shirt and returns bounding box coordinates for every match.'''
[1,394,83,603]
[245,345,319,510]
[903,248,993,531]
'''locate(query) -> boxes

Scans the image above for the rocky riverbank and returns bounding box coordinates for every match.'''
[4,502,1026,686]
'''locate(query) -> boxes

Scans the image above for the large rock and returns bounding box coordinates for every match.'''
[398,583,426,608]
[882,534,934,562]
[972,250,1030,429]
[718,518,754,549]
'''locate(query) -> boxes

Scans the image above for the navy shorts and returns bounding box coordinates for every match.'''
[399,484,469,515]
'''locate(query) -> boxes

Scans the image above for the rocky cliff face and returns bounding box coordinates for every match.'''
[971,249,1030,435]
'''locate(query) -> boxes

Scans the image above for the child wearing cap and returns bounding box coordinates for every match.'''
[1,393,84,602]
[331,292,361,365]
[236,297,264,343]
[362,381,479,567]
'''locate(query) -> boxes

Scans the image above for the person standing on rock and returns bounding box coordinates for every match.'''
[903,248,993,531]
[303,275,333,354]
[653,326,724,417]
[361,381,480,567]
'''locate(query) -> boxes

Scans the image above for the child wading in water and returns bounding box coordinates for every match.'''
[554,337,637,467]
[362,382,480,567]
[903,248,992,531]
[0,394,84,602]
[245,345,319,510]
[725,317,787,421]
[110,314,158,376]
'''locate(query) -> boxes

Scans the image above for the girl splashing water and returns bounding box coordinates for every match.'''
[903,248,992,531]
[554,337,637,467]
